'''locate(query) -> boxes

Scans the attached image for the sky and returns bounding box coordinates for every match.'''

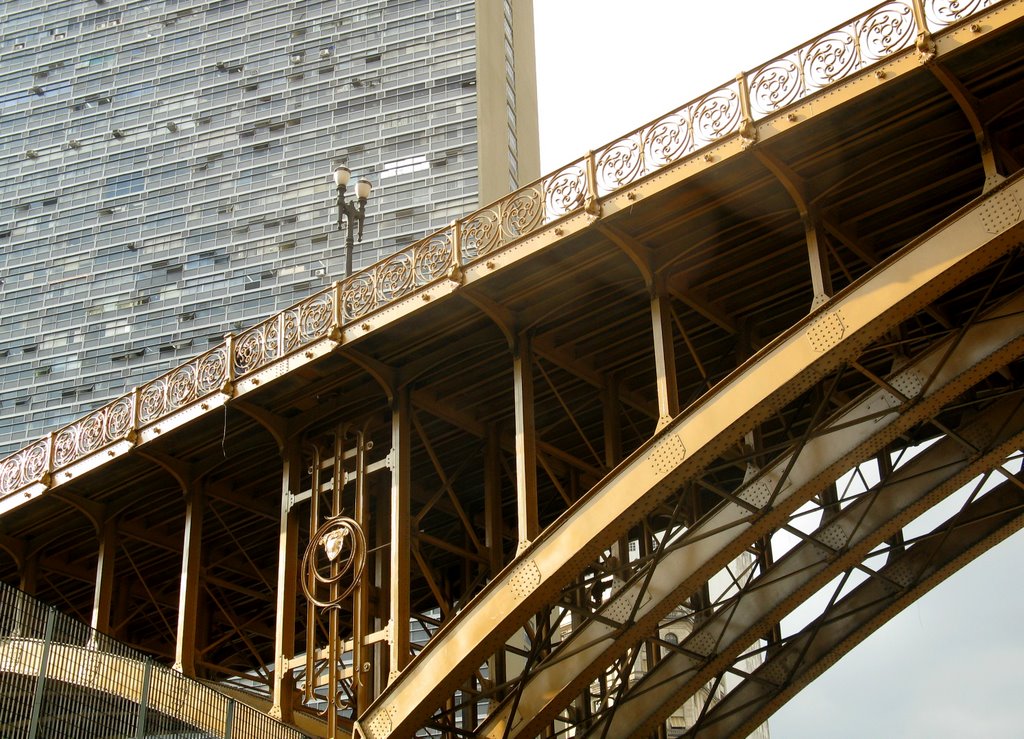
[531,2,1024,737]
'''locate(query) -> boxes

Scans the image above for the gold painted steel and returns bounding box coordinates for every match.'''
[598,396,1024,737]
[358,172,1024,737]
[697,475,1024,738]
[478,289,1024,738]
[3,0,1020,517]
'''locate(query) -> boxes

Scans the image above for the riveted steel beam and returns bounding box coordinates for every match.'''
[357,170,1024,739]
[476,288,1024,739]
[694,471,1024,739]
[595,394,1024,737]
[271,440,301,721]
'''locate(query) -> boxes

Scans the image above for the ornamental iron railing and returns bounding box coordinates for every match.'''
[0,0,1004,504]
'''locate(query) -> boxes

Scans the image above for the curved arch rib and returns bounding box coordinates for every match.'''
[357,173,1024,738]
[690,470,1024,738]
[478,289,1024,738]
[590,392,1024,737]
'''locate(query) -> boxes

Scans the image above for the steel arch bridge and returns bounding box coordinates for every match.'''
[2,2,1024,737]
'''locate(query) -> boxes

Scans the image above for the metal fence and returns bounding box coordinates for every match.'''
[0,582,308,739]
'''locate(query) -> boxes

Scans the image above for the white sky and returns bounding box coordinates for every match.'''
[531,2,1024,736]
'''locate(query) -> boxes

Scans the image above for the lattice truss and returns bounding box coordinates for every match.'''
[1,3,1024,738]
[430,270,1024,738]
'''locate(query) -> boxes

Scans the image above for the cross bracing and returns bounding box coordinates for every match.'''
[2,1,1024,736]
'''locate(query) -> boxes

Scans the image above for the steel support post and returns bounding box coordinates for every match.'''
[374,492,389,696]
[485,424,505,576]
[484,424,507,694]
[18,553,38,595]
[354,429,372,711]
[805,215,833,305]
[650,287,680,430]
[271,442,301,721]
[513,333,539,551]
[389,386,412,681]
[174,485,203,676]
[603,378,630,579]
[13,554,37,637]
[91,517,117,635]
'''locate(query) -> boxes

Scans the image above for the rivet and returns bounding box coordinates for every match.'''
[252,378,260,385]
[304,351,314,358]
[875,70,887,79]
[554,227,564,236]
[627,192,637,201]
[486,261,496,269]
[422,294,430,302]
[787,113,798,122]
[703,154,714,162]
[970,22,981,32]
[201,402,209,410]
[361,322,371,331]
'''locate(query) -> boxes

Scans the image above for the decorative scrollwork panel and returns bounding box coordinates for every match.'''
[542,159,587,221]
[415,231,454,283]
[692,82,742,146]
[748,2,915,117]
[138,380,168,425]
[342,271,377,322]
[297,291,334,343]
[461,208,501,260]
[375,250,416,302]
[925,0,997,27]
[0,439,50,496]
[594,83,741,196]
[500,186,544,242]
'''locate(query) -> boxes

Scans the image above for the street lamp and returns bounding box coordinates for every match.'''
[333,165,372,276]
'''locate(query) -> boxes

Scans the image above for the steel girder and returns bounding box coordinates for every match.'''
[357,172,1024,738]
[584,395,1024,737]
[688,471,1024,738]
[478,289,1024,738]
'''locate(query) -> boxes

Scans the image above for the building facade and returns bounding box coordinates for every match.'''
[0,0,539,454]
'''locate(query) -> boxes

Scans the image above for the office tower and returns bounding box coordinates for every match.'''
[0,0,539,454]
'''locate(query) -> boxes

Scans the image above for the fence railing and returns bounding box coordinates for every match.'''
[0,0,1005,506]
[0,581,307,739]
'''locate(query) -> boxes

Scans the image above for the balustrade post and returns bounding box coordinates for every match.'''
[222,334,235,395]
[42,432,54,487]
[736,72,757,142]
[224,697,235,739]
[910,0,936,58]
[449,220,464,282]
[331,281,343,339]
[584,150,601,217]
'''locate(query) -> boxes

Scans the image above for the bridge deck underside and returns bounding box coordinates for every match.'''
[2,6,1024,737]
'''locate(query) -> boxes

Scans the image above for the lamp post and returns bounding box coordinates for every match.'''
[333,166,372,276]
